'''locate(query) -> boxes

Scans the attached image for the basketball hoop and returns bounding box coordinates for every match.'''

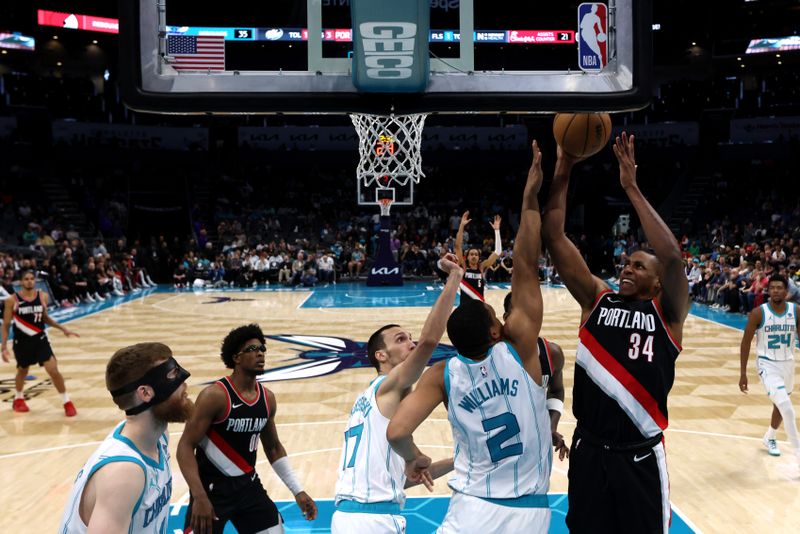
[350,113,428,189]
[378,198,393,217]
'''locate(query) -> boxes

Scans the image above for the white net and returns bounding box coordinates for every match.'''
[350,113,428,188]
[378,199,393,216]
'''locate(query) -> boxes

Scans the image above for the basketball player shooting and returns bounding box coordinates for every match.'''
[543,132,689,533]
[387,141,553,533]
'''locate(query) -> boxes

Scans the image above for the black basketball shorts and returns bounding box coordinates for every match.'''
[184,473,282,534]
[13,335,54,368]
[566,428,671,534]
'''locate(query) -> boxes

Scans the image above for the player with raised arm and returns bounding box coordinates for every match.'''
[543,133,689,533]
[454,212,502,302]
[387,141,552,533]
[331,253,463,533]
[503,292,570,461]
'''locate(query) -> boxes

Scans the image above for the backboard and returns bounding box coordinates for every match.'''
[119,0,652,115]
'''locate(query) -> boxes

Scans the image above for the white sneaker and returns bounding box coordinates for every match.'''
[95,292,106,301]
[85,294,96,303]
[146,276,156,286]
[114,289,125,297]
[764,435,781,456]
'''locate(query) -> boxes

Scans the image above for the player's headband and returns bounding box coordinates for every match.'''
[110,357,190,415]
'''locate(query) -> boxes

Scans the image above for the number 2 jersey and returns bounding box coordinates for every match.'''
[335,375,406,508]
[445,341,551,499]
[195,376,270,479]
[755,302,797,361]
[575,291,681,443]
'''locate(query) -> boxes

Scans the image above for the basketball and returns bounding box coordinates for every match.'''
[552,112,612,158]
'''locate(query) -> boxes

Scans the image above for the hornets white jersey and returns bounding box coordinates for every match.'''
[756,302,797,362]
[335,375,406,508]
[445,341,552,499]
[60,422,173,534]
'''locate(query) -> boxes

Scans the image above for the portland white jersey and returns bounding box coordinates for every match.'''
[445,341,552,499]
[756,302,797,362]
[335,375,406,508]
[60,422,172,534]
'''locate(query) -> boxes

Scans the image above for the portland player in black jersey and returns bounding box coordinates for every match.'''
[1,270,79,415]
[503,291,569,460]
[543,133,689,533]
[177,324,317,534]
[454,211,502,302]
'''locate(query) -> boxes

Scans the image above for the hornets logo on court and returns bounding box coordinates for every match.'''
[249,335,458,382]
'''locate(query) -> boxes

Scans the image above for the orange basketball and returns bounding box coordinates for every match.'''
[552,112,612,158]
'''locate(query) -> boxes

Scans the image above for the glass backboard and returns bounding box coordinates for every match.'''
[119,0,652,114]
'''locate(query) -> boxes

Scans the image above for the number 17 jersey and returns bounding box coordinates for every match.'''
[445,341,552,499]
[335,375,406,508]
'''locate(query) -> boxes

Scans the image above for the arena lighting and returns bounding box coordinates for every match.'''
[652,23,661,30]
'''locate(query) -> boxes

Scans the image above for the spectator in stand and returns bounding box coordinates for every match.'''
[84,259,106,301]
[688,258,703,297]
[275,254,289,284]
[317,253,335,284]
[348,244,365,278]
[290,252,306,286]
[174,264,188,288]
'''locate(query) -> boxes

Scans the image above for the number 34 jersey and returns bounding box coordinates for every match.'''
[575,292,681,443]
[444,341,552,499]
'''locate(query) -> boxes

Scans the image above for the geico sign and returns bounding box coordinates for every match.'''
[358,22,417,79]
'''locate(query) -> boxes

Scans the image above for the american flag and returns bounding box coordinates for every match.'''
[166,35,225,71]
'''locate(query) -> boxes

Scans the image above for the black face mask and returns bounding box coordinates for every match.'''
[110,357,190,415]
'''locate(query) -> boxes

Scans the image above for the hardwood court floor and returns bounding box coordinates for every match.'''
[1,286,798,532]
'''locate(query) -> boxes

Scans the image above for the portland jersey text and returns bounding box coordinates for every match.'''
[196,377,270,478]
[575,292,681,442]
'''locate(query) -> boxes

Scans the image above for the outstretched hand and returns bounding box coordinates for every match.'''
[438,253,462,275]
[460,211,471,228]
[489,215,502,231]
[612,132,637,191]
[527,140,544,194]
[556,144,587,166]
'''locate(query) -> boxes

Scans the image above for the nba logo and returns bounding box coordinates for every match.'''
[578,3,608,72]
[480,365,488,377]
